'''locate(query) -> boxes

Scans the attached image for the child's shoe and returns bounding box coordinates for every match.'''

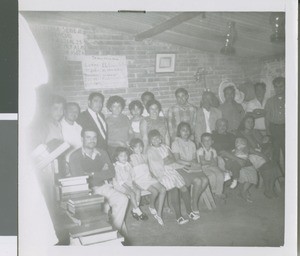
[188,211,200,220]
[176,216,189,225]
[230,179,238,189]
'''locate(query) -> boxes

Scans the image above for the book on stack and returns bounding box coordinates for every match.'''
[66,194,106,225]
[58,176,91,207]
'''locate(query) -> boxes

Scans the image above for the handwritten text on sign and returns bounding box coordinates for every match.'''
[33,25,85,61]
[82,56,128,89]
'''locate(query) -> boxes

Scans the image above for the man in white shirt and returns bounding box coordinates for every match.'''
[244,82,267,132]
[61,102,82,160]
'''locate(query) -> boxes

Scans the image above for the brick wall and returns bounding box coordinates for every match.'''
[29,20,262,116]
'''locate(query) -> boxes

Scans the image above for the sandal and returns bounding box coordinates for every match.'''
[154,214,164,226]
[138,212,149,221]
[131,210,140,221]
[188,211,200,220]
[176,216,189,225]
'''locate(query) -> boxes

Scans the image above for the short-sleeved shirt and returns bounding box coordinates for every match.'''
[197,147,217,161]
[244,97,267,130]
[106,114,131,146]
[171,137,196,162]
[61,118,82,149]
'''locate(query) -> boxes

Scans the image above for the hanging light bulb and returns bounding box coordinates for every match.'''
[220,21,236,56]
[270,13,285,43]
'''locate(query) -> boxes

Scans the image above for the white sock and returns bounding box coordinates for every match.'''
[132,207,143,215]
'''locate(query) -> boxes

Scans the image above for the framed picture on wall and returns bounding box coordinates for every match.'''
[155,53,175,73]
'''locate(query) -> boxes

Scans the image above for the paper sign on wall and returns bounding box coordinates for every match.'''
[82,55,128,89]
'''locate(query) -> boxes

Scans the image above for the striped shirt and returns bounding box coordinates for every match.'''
[167,103,197,139]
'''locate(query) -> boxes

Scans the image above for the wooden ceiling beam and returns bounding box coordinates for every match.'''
[135,12,201,41]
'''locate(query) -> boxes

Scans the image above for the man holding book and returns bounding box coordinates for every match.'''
[69,128,129,236]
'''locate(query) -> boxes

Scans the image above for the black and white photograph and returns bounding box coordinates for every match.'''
[18,1,297,256]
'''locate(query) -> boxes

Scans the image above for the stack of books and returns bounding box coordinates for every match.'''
[58,176,90,208]
[66,194,106,225]
[69,221,124,246]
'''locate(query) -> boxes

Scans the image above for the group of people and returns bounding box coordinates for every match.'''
[32,76,285,237]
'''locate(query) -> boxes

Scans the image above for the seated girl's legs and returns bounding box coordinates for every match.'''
[191,176,208,211]
[179,186,192,214]
[123,187,139,209]
[147,186,159,210]
[150,183,166,217]
[168,188,182,219]
[132,186,141,206]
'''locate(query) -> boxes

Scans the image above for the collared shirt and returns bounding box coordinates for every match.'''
[87,108,107,139]
[203,108,211,133]
[61,118,82,150]
[265,95,285,124]
[167,103,197,139]
[81,147,101,160]
[244,97,267,130]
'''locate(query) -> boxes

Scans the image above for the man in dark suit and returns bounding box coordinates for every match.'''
[77,92,108,150]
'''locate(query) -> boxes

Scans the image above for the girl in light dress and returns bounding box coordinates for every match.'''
[113,147,148,221]
[147,129,200,225]
[129,138,166,225]
[171,122,209,212]
[128,100,144,139]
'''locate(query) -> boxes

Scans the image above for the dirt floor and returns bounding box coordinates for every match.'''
[124,181,284,247]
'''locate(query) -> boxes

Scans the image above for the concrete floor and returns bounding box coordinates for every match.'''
[124,182,284,246]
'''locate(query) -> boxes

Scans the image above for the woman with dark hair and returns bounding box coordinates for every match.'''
[106,95,132,157]
[237,115,280,198]
[128,100,144,139]
[140,99,170,151]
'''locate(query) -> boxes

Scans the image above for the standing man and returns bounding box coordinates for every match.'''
[69,128,128,235]
[265,77,285,172]
[167,88,197,141]
[219,86,245,133]
[244,82,267,133]
[195,91,221,147]
[77,92,108,150]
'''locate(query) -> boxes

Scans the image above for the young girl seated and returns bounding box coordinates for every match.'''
[128,100,144,139]
[147,129,200,224]
[129,138,166,225]
[171,122,209,212]
[106,96,132,157]
[197,133,225,199]
[113,147,148,221]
